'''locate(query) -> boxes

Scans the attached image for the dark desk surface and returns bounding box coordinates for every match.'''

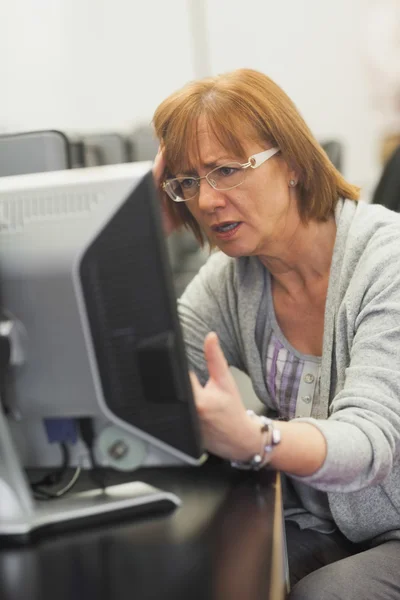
[0,457,287,600]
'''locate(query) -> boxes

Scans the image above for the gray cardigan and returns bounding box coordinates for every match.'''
[178,199,400,544]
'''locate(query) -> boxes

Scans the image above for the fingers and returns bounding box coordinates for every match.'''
[204,332,231,387]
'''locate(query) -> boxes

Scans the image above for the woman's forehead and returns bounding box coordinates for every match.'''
[189,134,242,166]
[169,119,254,173]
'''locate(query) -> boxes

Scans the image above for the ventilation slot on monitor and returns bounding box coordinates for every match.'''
[0,192,100,232]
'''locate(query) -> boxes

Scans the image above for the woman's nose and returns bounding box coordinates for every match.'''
[197,179,227,213]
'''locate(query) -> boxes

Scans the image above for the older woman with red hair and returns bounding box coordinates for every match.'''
[152,68,400,599]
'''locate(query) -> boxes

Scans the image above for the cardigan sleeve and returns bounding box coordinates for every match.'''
[290,224,400,492]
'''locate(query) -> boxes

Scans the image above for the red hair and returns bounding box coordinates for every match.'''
[153,68,360,245]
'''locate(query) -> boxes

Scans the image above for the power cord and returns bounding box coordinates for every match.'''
[31,442,69,488]
[33,466,82,501]
[31,443,82,500]
[78,417,106,491]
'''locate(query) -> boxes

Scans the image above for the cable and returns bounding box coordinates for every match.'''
[33,465,82,501]
[31,442,82,500]
[30,418,106,500]
[78,417,106,490]
[31,442,69,489]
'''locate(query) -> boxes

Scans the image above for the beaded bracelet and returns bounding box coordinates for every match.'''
[231,410,281,471]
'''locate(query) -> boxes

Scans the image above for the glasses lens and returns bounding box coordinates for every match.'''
[165,177,198,202]
[208,163,246,190]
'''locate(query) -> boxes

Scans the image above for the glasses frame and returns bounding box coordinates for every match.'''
[162,147,280,202]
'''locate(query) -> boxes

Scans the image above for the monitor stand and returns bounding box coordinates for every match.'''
[0,406,180,543]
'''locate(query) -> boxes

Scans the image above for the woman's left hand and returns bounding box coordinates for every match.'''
[190,332,262,461]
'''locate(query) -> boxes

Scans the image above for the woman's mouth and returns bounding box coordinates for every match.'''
[211,221,242,239]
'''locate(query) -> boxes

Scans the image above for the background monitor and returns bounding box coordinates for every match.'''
[0,162,203,472]
[82,132,131,166]
[0,130,71,177]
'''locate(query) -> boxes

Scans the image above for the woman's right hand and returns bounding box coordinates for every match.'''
[152,145,177,236]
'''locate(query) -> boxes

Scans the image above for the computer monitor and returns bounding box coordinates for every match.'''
[0,162,204,539]
[82,132,131,166]
[0,130,71,177]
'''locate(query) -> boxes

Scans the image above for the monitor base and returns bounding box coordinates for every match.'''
[0,481,180,542]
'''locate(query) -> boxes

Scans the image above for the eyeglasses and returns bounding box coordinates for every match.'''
[162,147,280,202]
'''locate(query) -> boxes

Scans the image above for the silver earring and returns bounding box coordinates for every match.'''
[289,179,296,187]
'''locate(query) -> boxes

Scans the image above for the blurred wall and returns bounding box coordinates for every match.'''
[204,0,380,195]
[0,0,381,195]
[0,0,196,132]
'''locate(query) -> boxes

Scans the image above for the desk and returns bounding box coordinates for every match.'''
[0,457,288,600]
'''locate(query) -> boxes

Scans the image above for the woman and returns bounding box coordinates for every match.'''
[152,68,400,599]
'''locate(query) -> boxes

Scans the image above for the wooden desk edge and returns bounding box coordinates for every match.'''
[269,472,290,599]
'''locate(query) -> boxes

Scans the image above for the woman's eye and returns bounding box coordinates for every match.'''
[180,178,197,189]
[218,166,237,177]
